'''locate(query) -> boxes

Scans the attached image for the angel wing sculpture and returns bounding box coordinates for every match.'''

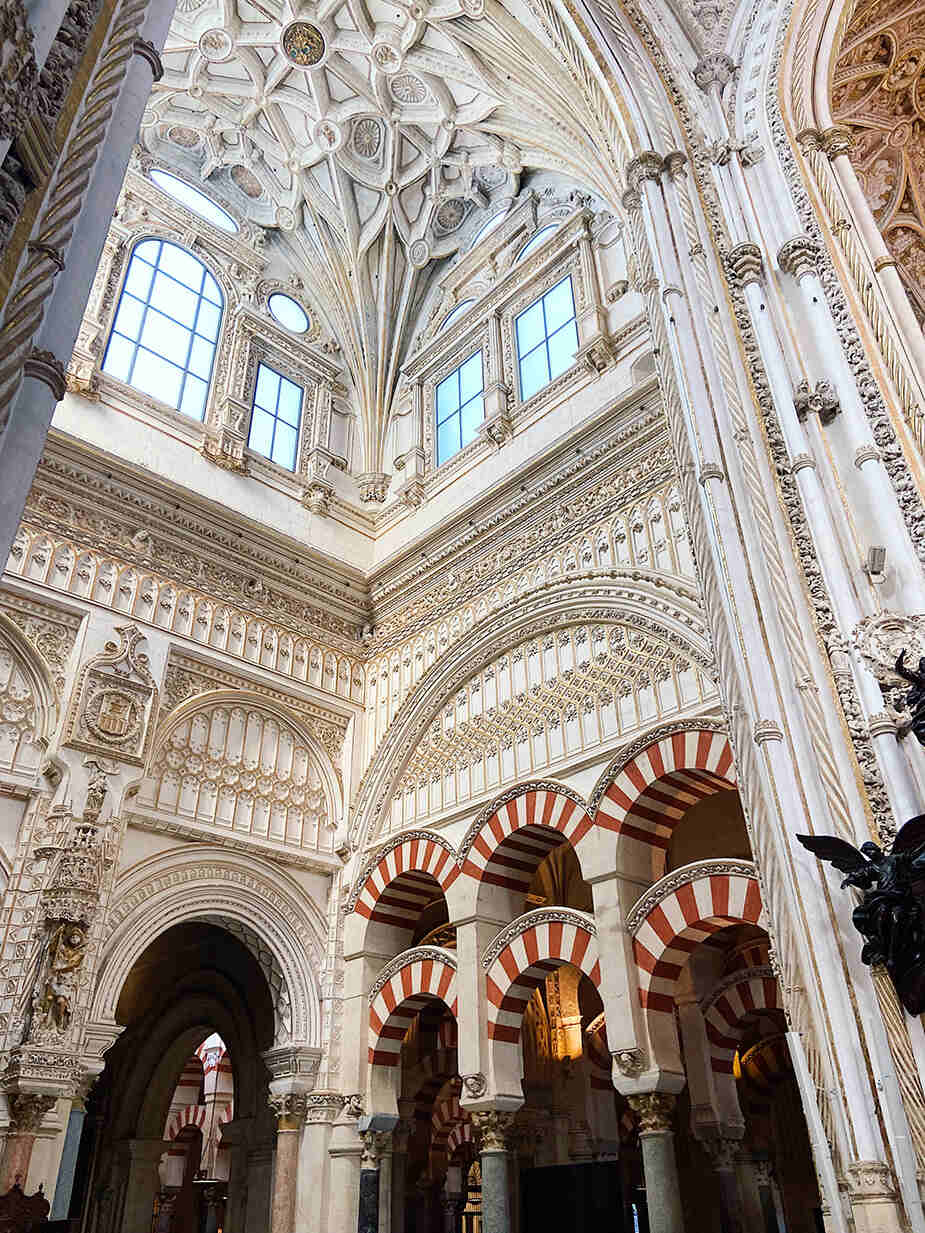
[798,815,925,1013]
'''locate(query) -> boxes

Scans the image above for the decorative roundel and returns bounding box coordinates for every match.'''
[268,293,310,334]
[198,28,234,61]
[282,21,326,66]
[314,120,343,152]
[390,73,427,104]
[409,239,431,268]
[275,205,297,230]
[371,42,403,75]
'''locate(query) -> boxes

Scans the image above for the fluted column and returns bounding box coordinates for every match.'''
[627,1093,685,1233]
[471,1111,515,1233]
[0,1093,56,1191]
[268,1093,306,1233]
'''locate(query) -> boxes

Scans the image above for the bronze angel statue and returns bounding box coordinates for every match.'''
[798,815,925,1013]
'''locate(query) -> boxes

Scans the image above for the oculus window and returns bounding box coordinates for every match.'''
[268,293,310,334]
[436,351,484,465]
[102,239,223,420]
[249,363,302,470]
[515,275,578,401]
[150,170,238,233]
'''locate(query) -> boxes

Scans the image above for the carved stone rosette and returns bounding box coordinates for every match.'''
[471,1110,517,1153]
[627,1092,676,1136]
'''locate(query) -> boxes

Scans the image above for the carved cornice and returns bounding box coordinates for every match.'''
[368,946,457,1003]
[481,908,595,970]
[626,859,757,935]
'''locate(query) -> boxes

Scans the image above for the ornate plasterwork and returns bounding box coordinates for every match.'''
[0,592,81,701]
[0,1,37,145]
[140,694,335,855]
[65,626,157,767]
[393,620,714,825]
[831,0,925,324]
[159,654,350,772]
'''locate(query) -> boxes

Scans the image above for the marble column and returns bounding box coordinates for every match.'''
[627,1093,685,1233]
[754,1157,783,1233]
[472,1111,516,1233]
[0,1093,56,1191]
[269,1093,306,1233]
[703,1139,745,1233]
[358,1131,387,1233]
[390,1112,413,1233]
[50,1092,88,1219]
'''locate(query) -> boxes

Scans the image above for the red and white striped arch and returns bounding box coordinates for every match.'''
[446,1121,474,1159]
[353,834,459,930]
[369,950,458,1067]
[485,911,601,1043]
[166,1104,207,1139]
[461,786,593,895]
[432,1092,470,1156]
[595,728,736,870]
[632,868,763,1016]
[585,1013,613,1093]
[703,970,782,1074]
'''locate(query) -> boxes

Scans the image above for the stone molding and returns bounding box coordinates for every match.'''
[456,780,591,865]
[345,831,458,913]
[587,717,728,814]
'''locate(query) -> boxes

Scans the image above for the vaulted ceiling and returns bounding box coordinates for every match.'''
[140,0,628,484]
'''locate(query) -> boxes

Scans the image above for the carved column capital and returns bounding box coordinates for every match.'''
[725,243,764,289]
[471,1110,517,1152]
[627,1091,676,1135]
[24,347,66,401]
[820,125,854,159]
[693,54,736,91]
[132,39,164,81]
[8,1092,57,1133]
[355,471,390,503]
[625,151,665,192]
[777,235,819,280]
[360,1129,390,1169]
[268,1091,307,1130]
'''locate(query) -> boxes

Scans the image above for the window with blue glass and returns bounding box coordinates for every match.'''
[436,350,484,466]
[102,239,223,420]
[515,275,579,401]
[248,363,302,471]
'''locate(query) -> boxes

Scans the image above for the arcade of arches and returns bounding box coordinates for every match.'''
[3,0,925,1227]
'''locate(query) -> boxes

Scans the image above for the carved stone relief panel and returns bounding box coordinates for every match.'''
[832,0,925,323]
[0,640,42,781]
[64,626,157,766]
[138,696,336,853]
[390,620,715,829]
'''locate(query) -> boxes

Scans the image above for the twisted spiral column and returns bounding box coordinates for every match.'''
[0,0,159,422]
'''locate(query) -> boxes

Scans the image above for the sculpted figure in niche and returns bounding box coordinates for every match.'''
[33,923,88,1033]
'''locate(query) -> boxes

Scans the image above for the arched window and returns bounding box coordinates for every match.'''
[102,239,224,421]
[438,299,475,333]
[516,224,558,263]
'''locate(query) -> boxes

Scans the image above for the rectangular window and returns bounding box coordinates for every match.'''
[515,275,579,401]
[435,350,484,466]
[248,362,303,471]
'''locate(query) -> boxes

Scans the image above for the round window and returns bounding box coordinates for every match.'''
[268,293,310,334]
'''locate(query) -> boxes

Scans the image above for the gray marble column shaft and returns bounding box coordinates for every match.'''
[639,1129,685,1233]
[480,1150,511,1233]
[50,1103,86,1219]
[357,1168,380,1233]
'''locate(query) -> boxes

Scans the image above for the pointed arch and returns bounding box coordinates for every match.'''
[368,947,458,1067]
[591,721,736,879]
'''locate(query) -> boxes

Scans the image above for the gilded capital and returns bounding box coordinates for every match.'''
[471,1110,517,1152]
[627,1091,676,1135]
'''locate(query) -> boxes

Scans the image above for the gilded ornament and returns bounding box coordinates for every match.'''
[281,21,326,66]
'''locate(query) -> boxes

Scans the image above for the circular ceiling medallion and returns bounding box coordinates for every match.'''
[409,239,430,267]
[371,42,402,75]
[199,28,234,61]
[435,198,466,232]
[167,125,200,148]
[231,164,263,198]
[390,73,427,104]
[282,21,326,66]
[314,119,343,152]
[353,118,382,160]
[276,205,297,230]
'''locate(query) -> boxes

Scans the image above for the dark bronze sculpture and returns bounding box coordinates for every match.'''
[895,650,925,746]
[797,814,925,1014]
